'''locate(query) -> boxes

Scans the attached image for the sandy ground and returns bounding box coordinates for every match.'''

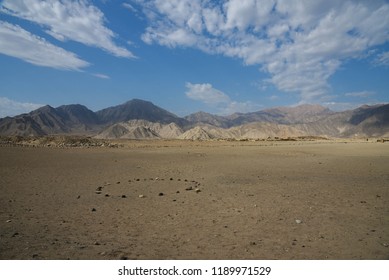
[0,140,388,260]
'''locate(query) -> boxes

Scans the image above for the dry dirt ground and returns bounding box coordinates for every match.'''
[0,140,388,260]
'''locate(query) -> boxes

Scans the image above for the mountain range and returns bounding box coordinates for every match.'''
[1,99,388,139]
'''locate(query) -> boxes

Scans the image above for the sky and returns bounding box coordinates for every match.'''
[0,0,389,118]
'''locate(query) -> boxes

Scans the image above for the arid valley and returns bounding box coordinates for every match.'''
[1,139,388,260]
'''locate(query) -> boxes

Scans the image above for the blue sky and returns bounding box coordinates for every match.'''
[0,0,389,118]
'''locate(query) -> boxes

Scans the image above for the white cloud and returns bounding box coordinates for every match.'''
[222,100,261,115]
[186,82,230,104]
[137,0,389,104]
[0,97,44,118]
[1,0,135,58]
[92,73,110,79]
[185,82,261,114]
[345,91,375,98]
[122,3,137,13]
[374,51,389,66]
[0,21,90,70]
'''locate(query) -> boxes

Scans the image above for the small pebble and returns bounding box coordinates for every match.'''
[121,195,127,198]
[6,220,11,223]
[295,219,302,224]
[138,194,145,198]
[158,192,164,196]
[91,208,97,212]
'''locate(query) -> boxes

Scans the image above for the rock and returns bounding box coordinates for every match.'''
[295,219,302,224]
[138,194,145,198]
[195,188,201,193]
[158,192,164,196]
[6,220,11,223]
[121,195,127,198]
[95,191,102,194]
[185,186,193,191]
[91,208,97,212]
[96,186,103,191]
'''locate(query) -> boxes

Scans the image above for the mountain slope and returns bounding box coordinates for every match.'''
[95,120,183,139]
[0,100,388,138]
[0,104,101,136]
[96,99,188,126]
[184,111,231,128]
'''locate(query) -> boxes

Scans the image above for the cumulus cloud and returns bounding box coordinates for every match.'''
[1,0,135,58]
[185,83,260,114]
[0,21,90,70]
[0,97,44,118]
[186,82,230,104]
[137,0,389,103]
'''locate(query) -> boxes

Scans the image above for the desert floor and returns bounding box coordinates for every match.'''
[0,140,388,259]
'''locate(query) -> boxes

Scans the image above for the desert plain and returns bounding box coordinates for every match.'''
[0,139,388,260]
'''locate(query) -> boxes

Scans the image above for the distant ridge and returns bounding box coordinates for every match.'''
[0,99,388,138]
[96,99,188,126]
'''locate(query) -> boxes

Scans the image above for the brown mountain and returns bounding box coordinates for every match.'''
[96,99,188,126]
[0,99,388,138]
[0,99,187,136]
[0,104,100,136]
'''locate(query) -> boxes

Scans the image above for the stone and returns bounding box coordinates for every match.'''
[295,219,302,224]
